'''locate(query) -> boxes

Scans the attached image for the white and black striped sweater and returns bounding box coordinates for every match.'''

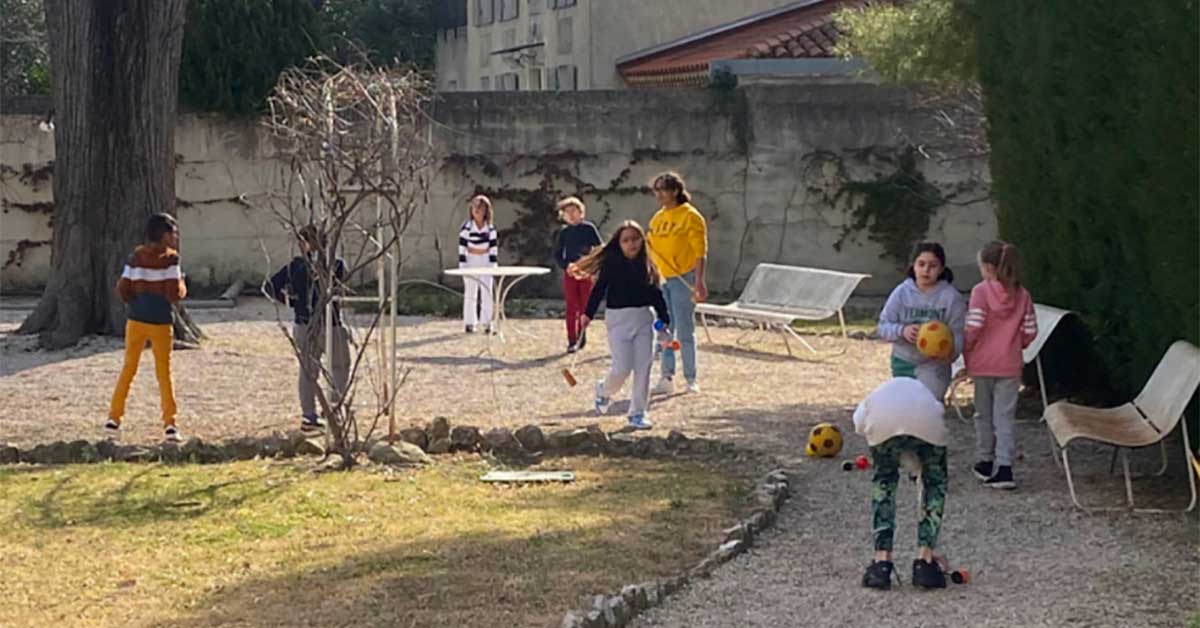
[458,219,498,264]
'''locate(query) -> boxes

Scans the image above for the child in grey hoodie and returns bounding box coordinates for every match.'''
[878,242,966,400]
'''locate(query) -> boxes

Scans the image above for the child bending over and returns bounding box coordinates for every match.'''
[854,377,951,590]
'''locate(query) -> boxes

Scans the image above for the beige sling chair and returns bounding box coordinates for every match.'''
[1044,340,1199,513]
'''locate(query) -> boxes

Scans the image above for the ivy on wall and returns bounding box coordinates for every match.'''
[833,146,944,270]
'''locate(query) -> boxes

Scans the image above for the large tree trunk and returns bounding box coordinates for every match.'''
[18,0,202,349]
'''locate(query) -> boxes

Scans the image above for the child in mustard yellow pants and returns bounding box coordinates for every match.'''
[105,213,187,442]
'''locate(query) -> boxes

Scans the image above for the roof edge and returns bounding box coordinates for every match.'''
[615,0,832,68]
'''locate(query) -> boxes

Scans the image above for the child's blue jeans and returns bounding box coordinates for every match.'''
[660,271,697,383]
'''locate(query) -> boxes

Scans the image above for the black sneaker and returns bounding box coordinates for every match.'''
[103,420,121,440]
[567,344,577,354]
[984,465,1016,490]
[862,560,894,590]
[465,325,475,334]
[164,425,182,443]
[912,558,947,589]
[973,460,994,481]
[301,417,326,432]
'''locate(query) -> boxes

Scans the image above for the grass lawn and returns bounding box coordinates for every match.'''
[791,318,876,336]
[1,456,752,628]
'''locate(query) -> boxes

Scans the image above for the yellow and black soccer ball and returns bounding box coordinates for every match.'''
[806,423,843,458]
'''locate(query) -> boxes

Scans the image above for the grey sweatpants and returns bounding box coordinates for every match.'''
[974,376,1020,466]
[599,306,655,417]
[295,322,350,420]
[916,361,953,401]
[891,355,953,401]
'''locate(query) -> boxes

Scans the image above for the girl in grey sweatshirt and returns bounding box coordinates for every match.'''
[878,242,967,400]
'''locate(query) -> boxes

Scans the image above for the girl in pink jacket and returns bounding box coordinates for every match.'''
[965,241,1037,490]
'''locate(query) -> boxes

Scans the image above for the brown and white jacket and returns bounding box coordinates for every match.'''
[116,243,186,324]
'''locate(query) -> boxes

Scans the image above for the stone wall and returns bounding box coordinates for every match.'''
[0,84,993,297]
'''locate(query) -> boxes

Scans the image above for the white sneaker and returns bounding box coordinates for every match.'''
[593,381,612,415]
[685,381,701,394]
[628,413,653,430]
[104,420,121,440]
[164,425,182,443]
[651,377,674,395]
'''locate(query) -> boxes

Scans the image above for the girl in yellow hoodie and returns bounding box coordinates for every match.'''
[646,172,708,394]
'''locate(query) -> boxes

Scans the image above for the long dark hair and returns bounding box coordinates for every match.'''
[652,171,692,206]
[572,220,661,286]
[905,241,954,284]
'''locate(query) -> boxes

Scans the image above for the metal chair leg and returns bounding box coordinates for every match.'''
[1110,441,1169,478]
[1061,447,1135,512]
[1121,448,1135,508]
[1035,357,1049,423]
[778,325,794,357]
[1047,429,1064,470]
[1134,426,1198,514]
[700,312,713,343]
[781,324,818,354]
[1153,440,1168,477]
[1062,431,1198,513]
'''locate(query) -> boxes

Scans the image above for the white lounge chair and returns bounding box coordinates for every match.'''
[1044,340,1200,513]
[695,263,869,356]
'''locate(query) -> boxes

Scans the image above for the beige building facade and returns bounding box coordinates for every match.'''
[434,0,800,91]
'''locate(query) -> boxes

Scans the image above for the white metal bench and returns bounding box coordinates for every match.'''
[695,263,870,356]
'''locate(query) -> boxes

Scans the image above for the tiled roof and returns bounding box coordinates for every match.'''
[618,0,873,87]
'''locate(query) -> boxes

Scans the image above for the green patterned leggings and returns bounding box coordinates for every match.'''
[870,435,948,552]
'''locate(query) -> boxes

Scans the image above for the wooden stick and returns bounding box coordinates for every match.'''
[644,239,698,297]
[561,341,581,387]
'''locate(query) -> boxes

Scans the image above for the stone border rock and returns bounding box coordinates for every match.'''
[558,468,791,628]
[0,419,742,468]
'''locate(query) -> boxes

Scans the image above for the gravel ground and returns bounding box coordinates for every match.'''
[632,422,1199,628]
[0,298,880,451]
[3,299,1196,627]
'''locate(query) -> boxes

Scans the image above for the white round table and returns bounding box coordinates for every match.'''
[443,265,550,340]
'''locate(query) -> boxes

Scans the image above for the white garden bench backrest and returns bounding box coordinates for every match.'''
[739,263,869,317]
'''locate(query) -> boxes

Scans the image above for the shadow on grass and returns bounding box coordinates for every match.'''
[403,347,604,374]
[146,531,619,628]
[22,463,299,530]
[698,341,817,364]
[482,352,607,374]
[145,462,745,628]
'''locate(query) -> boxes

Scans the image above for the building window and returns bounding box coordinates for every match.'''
[550,64,577,90]
[551,0,576,8]
[529,68,543,90]
[556,16,573,54]
[529,0,543,15]
[447,79,459,91]
[502,28,516,49]
[498,72,520,91]
[480,32,492,67]
[528,20,543,43]
[499,0,519,22]
[476,0,494,26]
[481,76,491,90]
